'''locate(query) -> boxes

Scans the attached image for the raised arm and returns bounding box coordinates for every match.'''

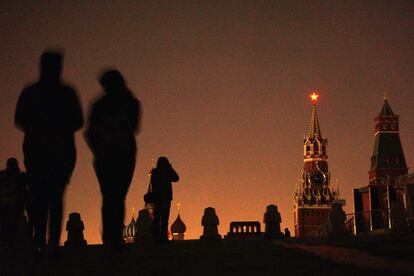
[170,167,179,182]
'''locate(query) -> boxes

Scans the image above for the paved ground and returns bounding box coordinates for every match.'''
[0,238,412,275]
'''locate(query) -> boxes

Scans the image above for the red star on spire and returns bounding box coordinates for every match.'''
[309,92,319,104]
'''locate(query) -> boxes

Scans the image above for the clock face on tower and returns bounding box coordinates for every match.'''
[310,171,325,186]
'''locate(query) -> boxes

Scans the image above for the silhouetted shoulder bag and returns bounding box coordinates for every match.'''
[144,179,155,204]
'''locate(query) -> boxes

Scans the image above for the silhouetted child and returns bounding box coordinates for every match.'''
[284,228,291,238]
[85,69,141,252]
[15,50,84,254]
[150,157,179,243]
[135,209,153,243]
[0,158,27,248]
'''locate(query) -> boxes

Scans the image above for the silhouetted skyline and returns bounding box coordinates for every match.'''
[0,1,413,243]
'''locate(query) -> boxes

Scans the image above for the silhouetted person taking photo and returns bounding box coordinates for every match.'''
[85,69,140,252]
[150,157,179,243]
[15,50,84,254]
[0,158,27,248]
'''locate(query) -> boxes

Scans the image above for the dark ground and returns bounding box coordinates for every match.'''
[3,237,412,276]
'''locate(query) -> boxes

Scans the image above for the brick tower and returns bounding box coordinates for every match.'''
[354,97,409,232]
[294,93,340,237]
[369,98,408,185]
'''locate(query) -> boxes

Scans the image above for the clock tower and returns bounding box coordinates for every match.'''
[294,92,341,237]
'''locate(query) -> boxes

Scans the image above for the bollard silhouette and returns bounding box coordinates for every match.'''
[64,212,87,248]
[263,205,283,239]
[200,207,221,240]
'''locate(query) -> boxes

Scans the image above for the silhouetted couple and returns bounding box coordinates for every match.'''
[15,50,140,254]
[150,157,179,243]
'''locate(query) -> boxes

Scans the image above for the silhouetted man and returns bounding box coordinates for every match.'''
[85,69,140,252]
[0,158,27,248]
[150,157,179,243]
[15,50,83,253]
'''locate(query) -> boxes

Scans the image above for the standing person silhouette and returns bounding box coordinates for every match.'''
[0,158,27,248]
[151,157,179,243]
[15,50,84,254]
[85,69,140,252]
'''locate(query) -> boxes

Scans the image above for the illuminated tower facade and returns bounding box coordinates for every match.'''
[354,98,409,233]
[294,93,340,237]
[369,98,408,185]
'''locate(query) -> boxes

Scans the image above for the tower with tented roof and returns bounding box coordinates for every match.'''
[369,97,408,185]
[354,97,411,233]
[294,92,342,237]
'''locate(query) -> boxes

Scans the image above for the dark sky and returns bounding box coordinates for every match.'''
[1,0,413,243]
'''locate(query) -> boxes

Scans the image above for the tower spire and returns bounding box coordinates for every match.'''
[295,91,341,237]
[308,92,322,139]
[379,97,395,116]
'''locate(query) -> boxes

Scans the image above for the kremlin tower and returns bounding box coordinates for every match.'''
[369,98,408,185]
[294,92,342,237]
[354,97,411,233]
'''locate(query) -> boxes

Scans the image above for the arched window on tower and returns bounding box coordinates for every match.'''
[313,143,319,155]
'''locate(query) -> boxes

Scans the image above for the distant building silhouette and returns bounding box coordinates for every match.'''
[123,211,137,244]
[225,221,261,240]
[171,206,186,241]
[354,98,413,234]
[294,93,343,237]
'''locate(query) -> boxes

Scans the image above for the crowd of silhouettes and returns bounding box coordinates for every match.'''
[0,49,147,256]
[0,49,295,258]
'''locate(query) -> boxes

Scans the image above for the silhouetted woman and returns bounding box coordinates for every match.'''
[151,157,179,242]
[85,69,140,251]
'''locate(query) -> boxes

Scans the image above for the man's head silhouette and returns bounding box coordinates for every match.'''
[40,50,63,82]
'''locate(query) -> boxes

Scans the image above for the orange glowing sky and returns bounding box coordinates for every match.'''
[1,1,414,244]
